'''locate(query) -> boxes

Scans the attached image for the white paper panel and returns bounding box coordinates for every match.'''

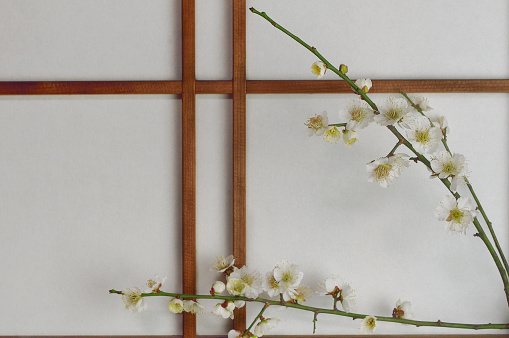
[0,0,180,81]
[0,96,182,335]
[247,0,509,80]
[246,93,509,335]
[196,1,232,80]
[196,95,233,334]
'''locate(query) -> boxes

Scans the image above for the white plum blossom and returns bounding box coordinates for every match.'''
[254,317,281,337]
[360,315,377,333]
[393,299,414,319]
[408,95,432,111]
[430,150,468,191]
[405,116,442,154]
[122,287,147,313]
[270,260,304,301]
[227,278,247,296]
[273,260,304,301]
[211,255,235,273]
[340,100,374,131]
[212,300,236,319]
[375,97,411,126]
[227,266,263,298]
[323,126,342,144]
[168,298,184,314]
[354,78,372,93]
[145,274,166,293]
[305,112,330,136]
[366,154,410,188]
[434,195,478,234]
[183,299,204,314]
[318,276,355,312]
[311,61,327,79]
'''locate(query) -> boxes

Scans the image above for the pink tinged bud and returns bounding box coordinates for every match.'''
[339,64,348,74]
[211,281,226,295]
[392,306,404,318]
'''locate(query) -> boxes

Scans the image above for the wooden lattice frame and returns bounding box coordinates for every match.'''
[1,1,508,337]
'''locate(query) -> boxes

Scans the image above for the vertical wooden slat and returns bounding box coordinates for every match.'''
[182,0,196,337]
[233,0,247,332]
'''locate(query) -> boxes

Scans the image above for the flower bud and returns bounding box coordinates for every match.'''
[311,61,327,79]
[343,130,358,146]
[211,281,225,295]
[354,78,372,94]
[339,64,348,74]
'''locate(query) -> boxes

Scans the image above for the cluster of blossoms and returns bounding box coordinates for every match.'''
[118,255,416,335]
[122,274,205,315]
[211,257,305,336]
[306,63,476,234]
[114,9,508,333]
[357,299,415,333]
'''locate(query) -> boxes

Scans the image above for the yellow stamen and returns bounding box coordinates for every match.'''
[374,163,392,180]
[416,129,430,143]
[446,207,464,223]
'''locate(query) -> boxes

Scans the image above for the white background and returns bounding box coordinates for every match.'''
[0,0,508,335]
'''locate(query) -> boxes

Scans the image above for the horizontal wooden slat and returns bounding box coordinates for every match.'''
[1,80,508,95]
[247,79,509,94]
[0,81,182,95]
[197,81,232,94]
[0,80,232,95]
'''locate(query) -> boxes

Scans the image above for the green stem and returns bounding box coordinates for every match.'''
[249,7,378,111]
[393,107,509,306]
[399,91,427,118]
[250,7,509,306]
[401,90,509,295]
[472,217,509,306]
[467,180,509,278]
[109,289,509,330]
[245,302,270,333]
[387,141,402,157]
[313,312,318,334]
